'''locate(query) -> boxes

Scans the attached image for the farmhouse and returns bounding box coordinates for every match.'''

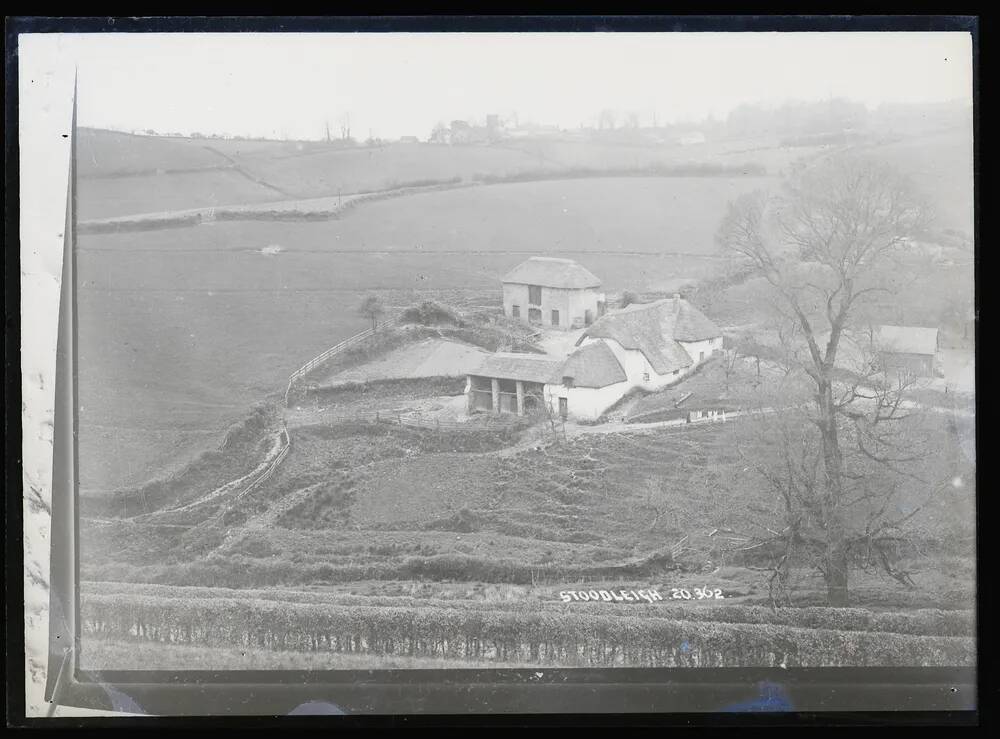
[502,257,607,331]
[874,325,939,377]
[467,296,723,422]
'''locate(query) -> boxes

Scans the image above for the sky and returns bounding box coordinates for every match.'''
[21,31,974,141]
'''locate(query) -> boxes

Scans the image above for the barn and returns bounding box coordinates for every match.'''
[466,296,723,422]
[874,325,939,377]
[465,353,565,415]
[501,257,607,331]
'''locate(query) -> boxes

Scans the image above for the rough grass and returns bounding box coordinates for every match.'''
[82,403,279,518]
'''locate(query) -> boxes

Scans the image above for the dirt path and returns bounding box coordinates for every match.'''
[135,427,288,520]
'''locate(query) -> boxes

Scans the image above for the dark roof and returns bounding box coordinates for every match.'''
[577,297,721,374]
[470,352,565,384]
[560,340,628,388]
[875,325,939,356]
[501,257,602,289]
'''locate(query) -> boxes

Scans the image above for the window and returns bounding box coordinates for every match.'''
[699,351,705,362]
[528,307,542,324]
[642,372,650,382]
[563,375,574,388]
[551,309,560,326]
[511,305,520,318]
[673,370,680,376]
[528,285,542,305]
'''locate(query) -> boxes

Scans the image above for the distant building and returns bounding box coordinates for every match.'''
[677,132,707,146]
[399,135,420,144]
[467,295,723,422]
[874,325,939,377]
[501,257,606,331]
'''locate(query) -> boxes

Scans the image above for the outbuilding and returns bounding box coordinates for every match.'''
[501,257,607,331]
[874,325,939,377]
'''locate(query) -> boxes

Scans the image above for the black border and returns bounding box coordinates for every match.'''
[5,13,985,727]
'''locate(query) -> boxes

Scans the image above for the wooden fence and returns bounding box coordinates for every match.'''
[233,424,291,504]
[284,311,402,406]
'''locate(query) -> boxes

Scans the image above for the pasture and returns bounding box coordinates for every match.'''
[77,176,752,492]
[78,408,974,670]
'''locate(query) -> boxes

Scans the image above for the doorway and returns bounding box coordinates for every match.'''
[558,397,568,419]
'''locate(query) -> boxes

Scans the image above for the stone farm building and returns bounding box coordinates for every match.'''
[875,325,939,377]
[467,296,723,421]
[502,257,607,331]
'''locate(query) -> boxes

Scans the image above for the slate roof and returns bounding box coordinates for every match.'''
[577,297,721,375]
[470,352,565,384]
[875,325,939,356]
[501,257,602,289]
[559,340,628,388]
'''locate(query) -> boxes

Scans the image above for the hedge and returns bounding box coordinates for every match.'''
[81,593,974,667]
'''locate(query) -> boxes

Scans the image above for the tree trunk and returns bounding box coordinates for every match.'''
[818,381,849,607]
[826,542,850,607]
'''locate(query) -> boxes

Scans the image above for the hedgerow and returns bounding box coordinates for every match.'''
[80,592,974,667]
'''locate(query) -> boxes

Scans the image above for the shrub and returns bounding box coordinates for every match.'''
[399,301,465,327]
[81,591,974,667]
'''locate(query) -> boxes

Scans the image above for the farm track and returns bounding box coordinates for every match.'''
[129,425,289,522]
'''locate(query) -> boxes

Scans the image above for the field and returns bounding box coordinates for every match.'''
[79,406,974,671]
[77,176,759,493]
[74,124,975,671]
[77,127,808,220]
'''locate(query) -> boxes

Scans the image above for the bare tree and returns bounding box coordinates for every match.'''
[358,294,386,332]
[337,112,352,141]
[720,342,742,395]
[716,156,934,606]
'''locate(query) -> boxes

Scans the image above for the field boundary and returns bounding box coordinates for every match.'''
[134,422,291,522]
[298,407,531,433]
[77,166,770,234]
[283,312,403,406]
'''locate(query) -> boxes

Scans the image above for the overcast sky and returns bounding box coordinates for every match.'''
[21,31,973,140]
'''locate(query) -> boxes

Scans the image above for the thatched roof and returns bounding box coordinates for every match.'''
[577,297,721,374]
[560,340,628,388]
[501,257,601,289]
[470,352,565,384]
[875,325,939,356]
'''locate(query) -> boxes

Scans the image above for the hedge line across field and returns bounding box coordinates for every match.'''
[81,593,974,668]
[83,583,975,637]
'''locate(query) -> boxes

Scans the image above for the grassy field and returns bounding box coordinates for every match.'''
[78,175,751,492]
[78,170,285,220]
[83,411,974,589]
